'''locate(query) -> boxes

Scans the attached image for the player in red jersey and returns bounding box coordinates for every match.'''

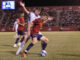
[16,2,53,56]
[13,12,25,47]
[22,12,49,58]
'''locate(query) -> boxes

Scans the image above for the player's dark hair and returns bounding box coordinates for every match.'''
[41,12,49,17]
[34,7,42,12]
[18,11,24,17]
[19,11,24,14]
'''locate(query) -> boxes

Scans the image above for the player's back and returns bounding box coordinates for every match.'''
[18,17,25,31]
[31,18,42,35]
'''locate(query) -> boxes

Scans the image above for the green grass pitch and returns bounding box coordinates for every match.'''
[0,32,80,60]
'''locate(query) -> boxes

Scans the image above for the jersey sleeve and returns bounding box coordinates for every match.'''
[28,12,36,23]
[14,21,16,27]
[32,18,39,24]
[38,15,41,18]
[20,17,24,24]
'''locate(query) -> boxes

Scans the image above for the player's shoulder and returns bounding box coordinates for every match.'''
[20,16,24,19]
[30,12,35,16]
[30,12,41,17]
[14,21,17,24]
[19,17,24,20]
[34,18,41,22]
[35,18,41,20]
[14,20,17,23]
[38,15,41,18]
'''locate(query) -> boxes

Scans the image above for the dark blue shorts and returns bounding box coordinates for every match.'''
[17,30,24,35]
[31,34,43,41]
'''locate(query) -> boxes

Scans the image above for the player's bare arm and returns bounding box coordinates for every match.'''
[20,2,30,14]
[17,19,24,26]
[27,22,33,37]
[43,16,54,24]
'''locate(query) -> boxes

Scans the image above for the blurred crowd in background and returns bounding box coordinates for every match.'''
[0,6,80,31]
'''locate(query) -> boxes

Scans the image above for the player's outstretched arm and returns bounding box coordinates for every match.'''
[27,22,33,37]
[20,2,30,14]
[43,16,54,24]
[17,18,24,26]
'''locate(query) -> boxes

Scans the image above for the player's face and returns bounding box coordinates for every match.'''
[35,10,41,15]
[21,13,24,17]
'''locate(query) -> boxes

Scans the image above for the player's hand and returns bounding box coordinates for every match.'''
[48,16,54,21]
[22,24,25,26]
[25,23,27,25]
[20,2,25,7]
[12,27,14,31]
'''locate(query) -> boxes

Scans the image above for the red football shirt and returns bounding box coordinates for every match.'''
[18,17,25,31]
[31,18,42,35]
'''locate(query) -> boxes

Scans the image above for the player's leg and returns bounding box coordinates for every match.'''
[20,36,24,43]
[16,34,30,56]
[19,31,25,42]
[15,28,18,38]
[23,37,38,58]
[18,31,25,46]
[40,36,48,50]
[38,32,47,51]
[20,33,29,44]
[24,37,38,52]
[14,30,23,47]
[19,34,30,49]
[15,33,18,38]
[34,34,48,51]
[20,35,30,48]
[14,35,21,47]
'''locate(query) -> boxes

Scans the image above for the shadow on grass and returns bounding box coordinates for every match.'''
[28,52,40,56]
[7,51,16,55]
[20,52,40,57]
[7,51,41,57]
[0,44,13,48]
[58,53,80,57]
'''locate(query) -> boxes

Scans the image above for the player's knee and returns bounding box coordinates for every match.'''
[17,35,20,38]
[24,38,26,42]
[41,37,48,43]
[32,40,38,45]
[42,38,48,44]
[45,38,49,44]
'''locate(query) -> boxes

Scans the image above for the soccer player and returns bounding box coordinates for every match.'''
[15,2,41,48]
[16,2,41,52]
[13,19,18,38]
[22,12,49,58]
[16,2,53,55]
[19,2,41,38]
[13,11,25,47]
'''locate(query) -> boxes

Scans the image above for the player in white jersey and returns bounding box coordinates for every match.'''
[16,2,44,55]
[13,19,18,38]
[16,2,53,55]
[16,2,53,56]
[17,2,42,41]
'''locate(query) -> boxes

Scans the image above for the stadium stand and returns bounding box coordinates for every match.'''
[0,6,80,31]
